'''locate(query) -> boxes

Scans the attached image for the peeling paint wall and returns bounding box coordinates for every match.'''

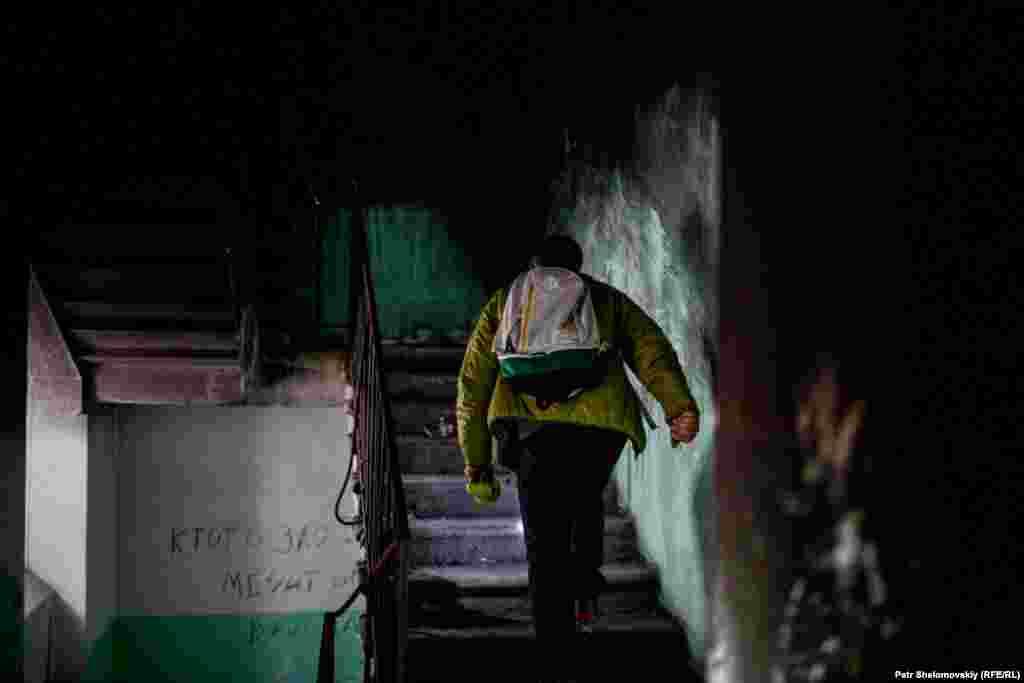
[319,206,487,340]
[562,86,719,660]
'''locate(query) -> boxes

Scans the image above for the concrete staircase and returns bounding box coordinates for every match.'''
[384,344,699,682]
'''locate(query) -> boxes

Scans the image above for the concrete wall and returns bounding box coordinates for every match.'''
[25,376,89,680]
[21,408,120,682]
[84,405,363,683]
[85,411,119,674]
[563,86,719,660]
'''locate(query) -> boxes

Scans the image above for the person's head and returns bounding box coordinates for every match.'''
[531,234,583,272]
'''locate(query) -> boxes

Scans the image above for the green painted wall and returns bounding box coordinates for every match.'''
[318,206,487,340]
[84,609,363,683]
[568,206,716,659]
[318,210,353,336]
[1,574,20,677]
[562,87,719,661]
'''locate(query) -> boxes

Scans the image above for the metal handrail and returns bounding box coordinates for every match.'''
[319,195,410,683]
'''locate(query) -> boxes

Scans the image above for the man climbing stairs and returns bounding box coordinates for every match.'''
[381,343,702,682]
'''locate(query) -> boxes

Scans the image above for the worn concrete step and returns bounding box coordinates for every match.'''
[408,562,662,650]
[380,344,466,372]
[411,591,661,629]
[405,601,697,683]
[390,400,453,435]
[408,515,640,567]
[408,559,658,598]
[385,371,458,401]
[408,595,681,637]
[403,474,622,519]
[395,435,464,475]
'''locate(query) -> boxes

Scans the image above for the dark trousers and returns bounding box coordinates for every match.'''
[514,423,626,668]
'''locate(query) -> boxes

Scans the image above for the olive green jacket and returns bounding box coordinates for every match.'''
[456,274,698,467]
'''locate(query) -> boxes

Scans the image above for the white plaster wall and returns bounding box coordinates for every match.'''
[86,410,119,648]
[25,380,88,679]
[115,405,359,616]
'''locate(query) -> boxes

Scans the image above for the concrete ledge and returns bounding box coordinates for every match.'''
[90,362,243,405]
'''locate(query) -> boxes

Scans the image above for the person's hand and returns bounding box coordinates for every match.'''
[464,463,494,484]
[464,464,501,504]
[670,410,700,444]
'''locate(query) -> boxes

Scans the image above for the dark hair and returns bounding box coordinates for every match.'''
[532,234,583,272]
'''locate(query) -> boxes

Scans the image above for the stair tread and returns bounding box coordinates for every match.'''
[406,618,700,683]
[409,516,524,537]
[382,343,466,352]
[394,435,465,475]
[406,618,699,683]
[390,403,455,435]
[416,593,662,625]
[403,472,529,518]
[408,608,681,639]
[409,559,657,590]
[405,471,620,486]
[403,473,516,485]
[396,434,459,446]
[409,514,630,536]
[380,344,466,371]
[386,372,458,391]
[391,396,454,405]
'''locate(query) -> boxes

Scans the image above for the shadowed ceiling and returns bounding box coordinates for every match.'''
[11,5,720,323]
[8,4,719,389]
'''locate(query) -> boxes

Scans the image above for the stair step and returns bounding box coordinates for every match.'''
[61,302,237,332]
[385,372,457,401]
[68,329,240,354]
[408,560,658,597]
[390,400,453,435]
[412,592,662,629]
[408,515,640,567]
[406,605,695,682]
[404,473,520,518]
[380,344,465,371]
[403,474,621,519]
[395,435,464,475]
[408,599,680,637]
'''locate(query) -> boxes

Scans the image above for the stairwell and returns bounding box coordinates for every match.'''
[383,343,701,682]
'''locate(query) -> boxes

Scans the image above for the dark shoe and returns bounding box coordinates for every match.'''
[575,597,599,632]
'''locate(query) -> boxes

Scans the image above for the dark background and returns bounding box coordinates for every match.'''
[7,3,722,284]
